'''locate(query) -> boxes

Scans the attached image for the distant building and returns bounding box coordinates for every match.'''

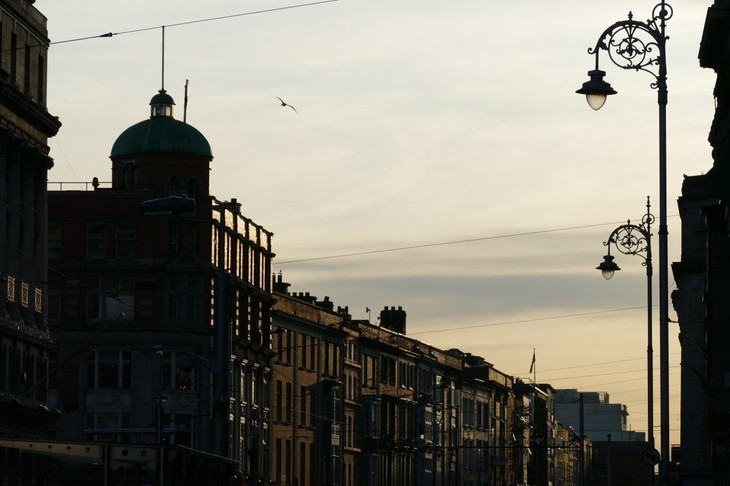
[0,0,62,483]
[555,389,651,486]
[554,389,645,442]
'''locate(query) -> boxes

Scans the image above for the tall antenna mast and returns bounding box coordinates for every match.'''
[184,79,189,123]
[161,26,166,91]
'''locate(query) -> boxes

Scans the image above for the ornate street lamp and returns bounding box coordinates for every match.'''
[578,3,672,483]
[597,198,656,462]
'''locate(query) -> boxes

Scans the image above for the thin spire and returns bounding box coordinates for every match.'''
[161,26,166,91]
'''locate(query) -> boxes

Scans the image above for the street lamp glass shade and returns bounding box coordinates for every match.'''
[586,94,608,111]
[576,69,617,111]
[597,254,621,280]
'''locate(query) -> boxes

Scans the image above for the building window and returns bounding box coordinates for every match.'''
[274,328,283,360]
[116,222,135,258]
[168,176,181,196]
[86,277,134,321]
[47,289,59,320]
[276,380,283,422]
[85,412,132,442]
[10,32,16,83]
[380,356,396,386]
[23,42,30,94]
[168,278,198,323]
[20,282,29,308]
[187,178,200,199]
[250,367,258,406]
[324,341,330,375]
[186,280,198,322]
[163,352,196,391]
[0,22,4,71]
[7,275,16,303]
[285,439,291,485]
[87,350,131,390]
[299,442,306,485]
[34,288,42,313]
[48,222,62,258]
[300,385,307,426]
[37,53,45,105]
[86,222,107,258]
[310,337,318,371]
[276,439,282,485]
[300,335,308,369]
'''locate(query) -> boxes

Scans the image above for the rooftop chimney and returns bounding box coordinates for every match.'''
[317,296,334,311]
[272,272,291,295]
[379,306,406,334]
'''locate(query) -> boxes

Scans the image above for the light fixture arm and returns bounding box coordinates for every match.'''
[603,197,654,272]
[587,3,671,89]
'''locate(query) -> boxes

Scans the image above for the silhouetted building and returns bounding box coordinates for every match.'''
[591,439,654,486]
[270,278,348,486]
[461,353,513,485]
[0,0,61,484]
[673,1,730,484]
[47,87,274,483]
[513,382,557,486]
[340,307,363,486]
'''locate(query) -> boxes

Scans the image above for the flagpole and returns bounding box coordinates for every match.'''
[533,348,536,383]
[530,347,536,383]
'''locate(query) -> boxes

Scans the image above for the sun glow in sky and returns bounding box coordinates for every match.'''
[37,0,718,446]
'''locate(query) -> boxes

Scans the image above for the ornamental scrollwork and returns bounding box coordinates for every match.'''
[604,220,652,263]
[588,2,672,84]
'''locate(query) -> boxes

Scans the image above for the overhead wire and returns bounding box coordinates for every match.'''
[276,220,630,265]
[2,1,340,54]
[275,214,680,265]
[43,1,338,49]
[410,306,650,335]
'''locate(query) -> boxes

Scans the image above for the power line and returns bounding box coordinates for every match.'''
[275,215,680,265]
[276,220,629,264]
[48,1,339,46]
[1,1,339,53]
[409,306,648,335]
[535,354,679,373]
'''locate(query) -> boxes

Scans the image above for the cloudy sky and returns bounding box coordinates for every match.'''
[37,0,717,445]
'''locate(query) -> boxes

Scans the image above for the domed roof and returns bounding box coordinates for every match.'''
[110,90,213,159]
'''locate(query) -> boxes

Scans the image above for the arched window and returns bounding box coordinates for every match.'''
[168,176,181,196]
[187,178,200,199]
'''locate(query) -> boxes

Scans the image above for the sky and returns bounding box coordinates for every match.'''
[36,0,718,447]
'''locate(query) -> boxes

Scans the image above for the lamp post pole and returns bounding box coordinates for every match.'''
[154,346,167,486]
[578,3,671,483]
[597,197,656,483]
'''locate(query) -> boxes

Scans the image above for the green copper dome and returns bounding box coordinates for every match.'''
[110,90,212,158]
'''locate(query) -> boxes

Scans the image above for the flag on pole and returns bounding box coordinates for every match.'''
[529,348,536,374]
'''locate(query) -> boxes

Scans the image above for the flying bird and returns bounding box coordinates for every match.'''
[275,96,298,113]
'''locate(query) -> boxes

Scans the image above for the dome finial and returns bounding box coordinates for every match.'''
[150,89,175,118]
